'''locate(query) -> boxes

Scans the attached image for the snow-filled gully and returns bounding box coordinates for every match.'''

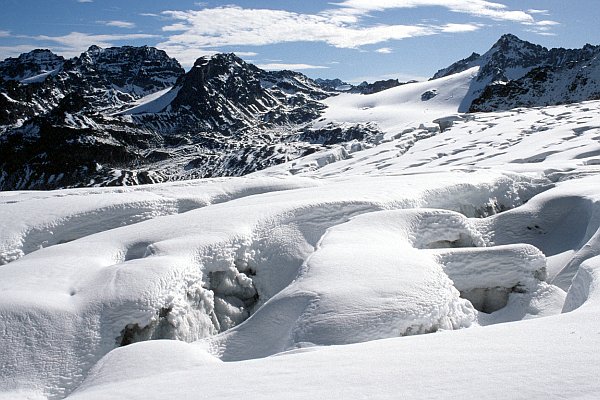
[3,171,600,399]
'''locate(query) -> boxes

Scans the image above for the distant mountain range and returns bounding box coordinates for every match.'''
[1,34,599,190]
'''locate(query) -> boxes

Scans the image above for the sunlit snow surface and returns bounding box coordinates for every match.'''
[2,72,600,399]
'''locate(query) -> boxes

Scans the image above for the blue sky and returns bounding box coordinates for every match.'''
[0,0,598,82]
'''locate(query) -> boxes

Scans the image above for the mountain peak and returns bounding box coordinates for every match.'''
[496,33,524,44]
[193,53,246,68]
[0,48,65,82]
[486,33,547,58]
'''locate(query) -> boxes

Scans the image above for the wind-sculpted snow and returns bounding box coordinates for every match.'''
[62,175,600,400]
[68,249,600,400]
[0,171,554,398]
[264,99,600,178]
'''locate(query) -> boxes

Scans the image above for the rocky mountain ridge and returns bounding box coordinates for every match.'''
[0,48,383,190]
[432,34,600,111]
[1,35,600,190]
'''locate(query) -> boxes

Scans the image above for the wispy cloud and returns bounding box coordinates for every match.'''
[333,0,535,23]
[375,47,392,54]
[156,1,552,66]
[160,6,469,49]
[525,19,560,36]
[256,63,329,71]
[440,23,481,33]
[527,9,550,15]
[76,0,93,3]
[0,44,48,59]
[157,5,485,66]
[101,20,136,29]
[0,31,10,38]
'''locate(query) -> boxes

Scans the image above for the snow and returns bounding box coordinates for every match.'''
[20,70,58,84]
[316,67,479,138]
[119,87,179,115]
[3,66,600,400]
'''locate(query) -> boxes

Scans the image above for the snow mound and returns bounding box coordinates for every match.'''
[0,171,551,397]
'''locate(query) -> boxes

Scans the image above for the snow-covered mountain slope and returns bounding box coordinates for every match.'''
[470,54,600,111]
[265,99,600,178]
[0,49,65,82]
[317,67,478,138]
[0,51,342,190]
[3,35,600,400]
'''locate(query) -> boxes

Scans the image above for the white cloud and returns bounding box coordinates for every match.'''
[527,9,550,15]
[157,45,216,66]
[333,0,535,24]
[102,20,136,29]
[535,20,560,27]
[376,47,392,54]
[256,63,329,71]
[0,30,10,38]
[524,19,560,35]
[157,5,485,64]
[76,0,93,3]
[156,1,550,64]
[440,23,481,33]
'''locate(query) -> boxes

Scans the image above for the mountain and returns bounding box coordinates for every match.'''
[1,35,600,191]
[0,49,65,82]
[0,45,184,124]
[470,45,600,111]
[0,49,382,190]
[314,77,409,94]
[431,34,600,111]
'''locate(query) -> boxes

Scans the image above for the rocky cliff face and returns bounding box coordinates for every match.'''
[0,49,377,190]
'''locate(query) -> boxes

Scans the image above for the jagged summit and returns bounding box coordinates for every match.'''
[0,49,65,82]
[430,34,600,111]
[431,52,481,80]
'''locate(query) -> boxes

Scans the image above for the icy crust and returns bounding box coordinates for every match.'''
[0,171,550,397]
[434,245,547,291]
[206,208,557,361]
[67,252,600,400]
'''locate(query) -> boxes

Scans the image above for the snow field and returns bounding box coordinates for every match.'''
[266,100,600,179]
[0,171,555,398]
